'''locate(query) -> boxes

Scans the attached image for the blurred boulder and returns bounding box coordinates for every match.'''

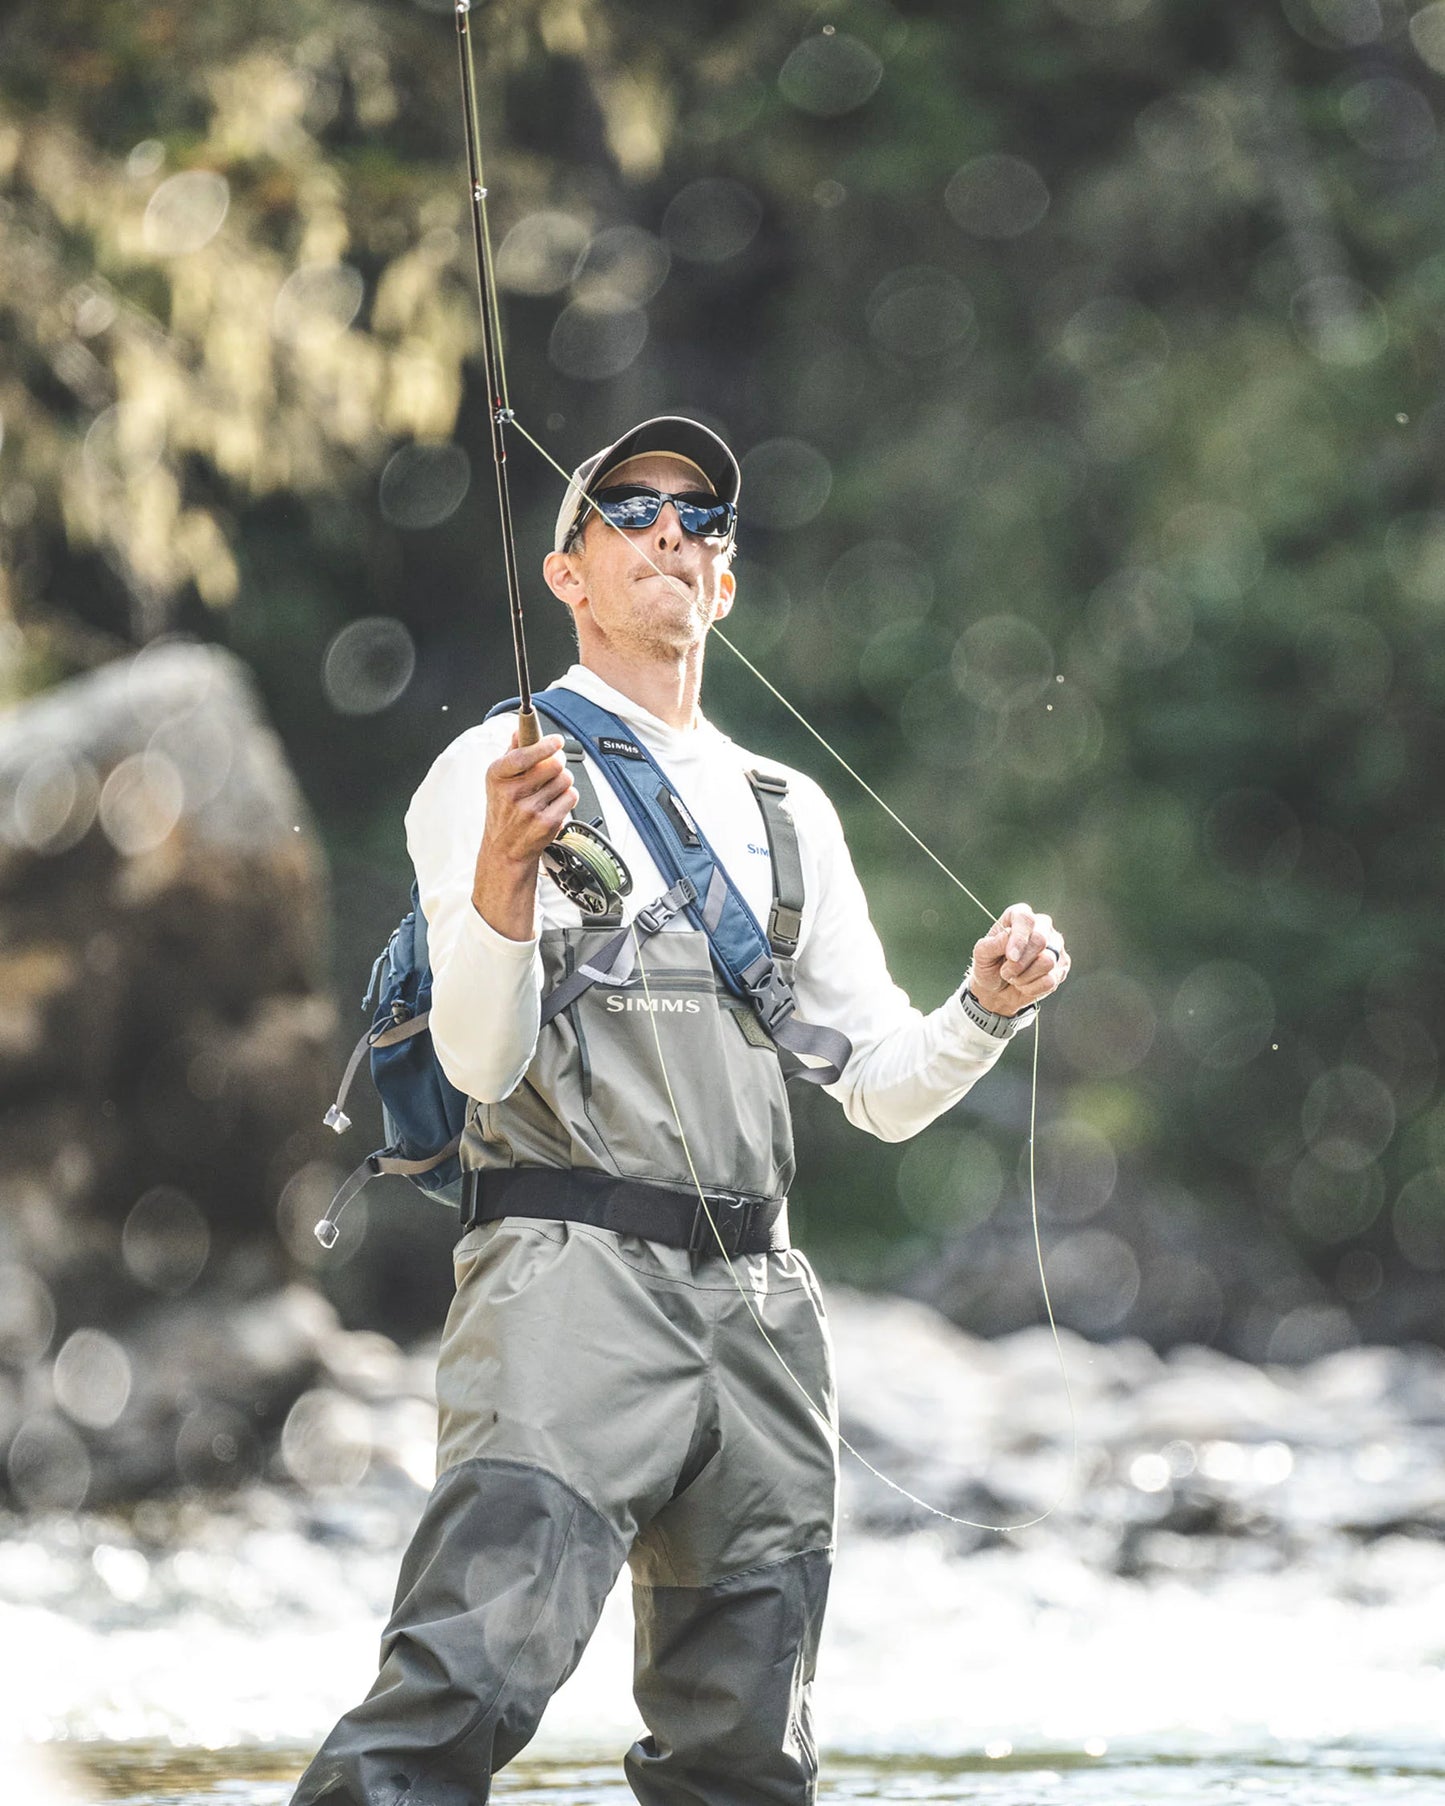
[0,639,339,1505]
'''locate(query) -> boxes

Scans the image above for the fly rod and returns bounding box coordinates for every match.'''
[453,0,630,915]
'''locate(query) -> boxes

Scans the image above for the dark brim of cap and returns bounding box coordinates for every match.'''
[553,415,740,552]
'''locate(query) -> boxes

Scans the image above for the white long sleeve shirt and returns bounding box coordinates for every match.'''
[404,664,1017,1143]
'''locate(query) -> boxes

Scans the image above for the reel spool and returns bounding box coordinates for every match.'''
[543,820,632,917]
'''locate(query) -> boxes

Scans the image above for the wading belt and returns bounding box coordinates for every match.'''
[461,1167,789,1258]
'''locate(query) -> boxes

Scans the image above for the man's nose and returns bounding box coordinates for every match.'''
[651,502,684,551]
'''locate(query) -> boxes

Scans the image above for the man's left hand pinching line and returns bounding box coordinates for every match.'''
[968,902,1071,1018]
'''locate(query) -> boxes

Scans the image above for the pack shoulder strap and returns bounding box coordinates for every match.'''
[746,770,804,957]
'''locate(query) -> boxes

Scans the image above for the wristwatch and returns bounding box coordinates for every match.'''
[959,985,1039,1041]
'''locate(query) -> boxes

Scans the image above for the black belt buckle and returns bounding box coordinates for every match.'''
[689,1192,754,1258]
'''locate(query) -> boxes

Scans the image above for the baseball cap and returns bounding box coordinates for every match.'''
[552,415,741,553]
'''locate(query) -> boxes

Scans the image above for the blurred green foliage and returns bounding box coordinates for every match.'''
[3,0,1443,1354]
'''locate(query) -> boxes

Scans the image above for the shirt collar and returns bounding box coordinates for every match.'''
[547,663,728,756]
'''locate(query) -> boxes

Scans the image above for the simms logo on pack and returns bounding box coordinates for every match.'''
[605,995,702,1013]
[597,736,645,759]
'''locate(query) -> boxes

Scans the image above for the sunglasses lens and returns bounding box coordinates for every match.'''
[675,498,735,538]
[595,488,663,529]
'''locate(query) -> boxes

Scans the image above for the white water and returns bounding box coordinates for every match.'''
[5,1483,1444,1767]
[5,1292,1444,1777]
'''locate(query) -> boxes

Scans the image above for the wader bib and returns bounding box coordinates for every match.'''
[290,740,840,1806]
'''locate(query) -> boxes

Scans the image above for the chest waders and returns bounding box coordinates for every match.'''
[290,714,841,1806]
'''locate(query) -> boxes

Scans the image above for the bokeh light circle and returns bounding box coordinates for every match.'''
[83,404,167,489]
[1028,1119,1118,1222]
[1301,1065,1397,1170]
[273,262,365,341]
[7,1414,91,1510]
[662,179,763,264]
[143,170,230,257]
[6,749,100,853]
[1339,76,1436,161]
[1290,278,1389,367]
[778,32,884,117]
[944,154,1050,239]
[548,302,649,381]
[572,226,670,310]
[322,617,417,716]
[53,1328,133,1430]
[379,441,471,529]
[952,614,1054,711]
[281,1389,372,1491]
[1056,297,1170,386]
[867,266,976,360]
[98,751,185,857]
[1411,2,1445,72]
[495,211,589,294]
[122,1186,211,1294]
[1287,1153,1384,1243]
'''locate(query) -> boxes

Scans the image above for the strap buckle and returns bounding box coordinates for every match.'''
[634,876,697,936]
[689,1192,755,1257]
[743,960,796,1034]
[767,902,803,956]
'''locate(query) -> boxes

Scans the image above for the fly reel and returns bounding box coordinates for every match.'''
[543,819,632,917]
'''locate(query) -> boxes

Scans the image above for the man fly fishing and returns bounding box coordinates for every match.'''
[289,9,1069,1800]
[288,414,1070,1805]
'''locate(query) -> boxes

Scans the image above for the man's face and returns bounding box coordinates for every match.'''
[545,452,736,658]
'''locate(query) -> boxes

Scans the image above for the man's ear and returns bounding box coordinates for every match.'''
[543,549,586,619]
[714,564,737,622]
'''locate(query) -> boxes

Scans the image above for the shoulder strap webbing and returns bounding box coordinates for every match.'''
[561,736,621,926]
[485,690,851,1087]
[746,770,804,957]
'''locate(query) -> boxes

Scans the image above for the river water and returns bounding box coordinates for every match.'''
[7,1292,1444,1803]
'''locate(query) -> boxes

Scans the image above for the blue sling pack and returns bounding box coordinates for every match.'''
[312,687,850,1250]
[314,883,469,1247]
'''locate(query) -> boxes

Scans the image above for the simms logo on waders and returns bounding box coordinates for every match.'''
[606,995,702,1013]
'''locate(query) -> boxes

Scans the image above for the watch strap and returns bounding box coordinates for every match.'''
[959,986,1038,1040]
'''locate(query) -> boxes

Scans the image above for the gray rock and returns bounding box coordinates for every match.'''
[0,642,339,1505]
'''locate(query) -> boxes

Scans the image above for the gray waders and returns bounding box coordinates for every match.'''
[291,772,839,1805]
[288,1217,838,1805]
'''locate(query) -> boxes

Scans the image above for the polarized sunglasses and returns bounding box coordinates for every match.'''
[568,483,737,548]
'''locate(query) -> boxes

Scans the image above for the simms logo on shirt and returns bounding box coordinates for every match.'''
[605,995,702,1013]
[597,736,645,760]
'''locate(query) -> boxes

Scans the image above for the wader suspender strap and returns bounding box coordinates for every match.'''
[563,738,622,927]
[746,771,804,957]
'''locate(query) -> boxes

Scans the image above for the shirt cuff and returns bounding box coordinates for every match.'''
[949,986,1035,1048]
[463,891,542,957]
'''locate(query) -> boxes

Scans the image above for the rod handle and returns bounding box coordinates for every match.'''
[516,707,542,748]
